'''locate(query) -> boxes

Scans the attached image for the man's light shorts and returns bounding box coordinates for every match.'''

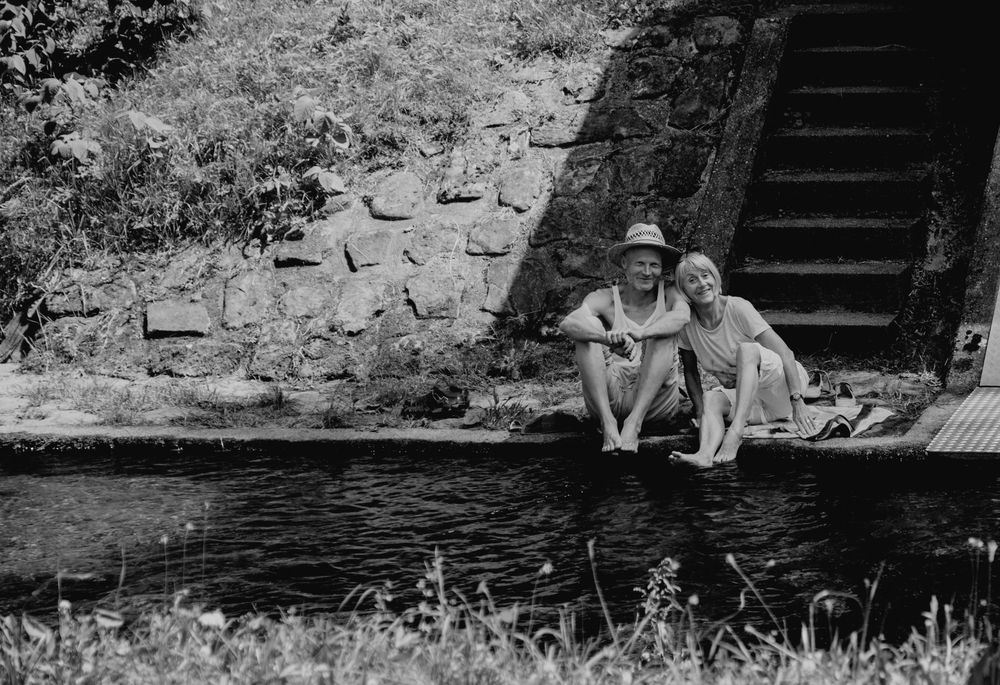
[585,362,680,423]
[713,343,808,424]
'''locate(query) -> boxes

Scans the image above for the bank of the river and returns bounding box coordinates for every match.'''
[0,572,990,685]
[0,360,956,459]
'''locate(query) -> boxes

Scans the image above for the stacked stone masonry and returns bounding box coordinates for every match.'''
[33,16,744,381]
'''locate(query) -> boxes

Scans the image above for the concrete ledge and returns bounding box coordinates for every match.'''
[693,16,789,277]
[0,393,965,463]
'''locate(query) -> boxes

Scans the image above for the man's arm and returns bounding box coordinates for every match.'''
[630,284,691,341]
[559,290,636,359]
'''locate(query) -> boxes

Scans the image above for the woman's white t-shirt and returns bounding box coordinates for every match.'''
[678,296,770,377]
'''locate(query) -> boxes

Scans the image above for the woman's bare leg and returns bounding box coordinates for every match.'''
[576,341,621,452]
[671,390,731,466]
[714,342,761,463]
[620,337,676,452]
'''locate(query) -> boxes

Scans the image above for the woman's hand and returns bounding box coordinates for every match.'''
[791,398,816,435]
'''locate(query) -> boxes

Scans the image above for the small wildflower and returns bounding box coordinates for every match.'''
[58,599,71,613]
[688,594,699,606]
[968,536,984,549]
[185,522,195,532]
[160,535,169,545]
[538,562,553,576]
[988,540,998,562]
[765,559,776,568]
[198,610,226,629]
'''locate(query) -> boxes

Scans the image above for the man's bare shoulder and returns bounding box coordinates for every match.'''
[664,282,686,303]
[582,286,614,314]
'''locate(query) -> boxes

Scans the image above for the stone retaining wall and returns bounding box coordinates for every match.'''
[31,15,747,382]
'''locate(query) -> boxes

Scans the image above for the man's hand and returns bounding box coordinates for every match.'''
[606,330,638,362]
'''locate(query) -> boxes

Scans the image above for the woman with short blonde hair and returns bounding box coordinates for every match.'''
[670,251,815,466]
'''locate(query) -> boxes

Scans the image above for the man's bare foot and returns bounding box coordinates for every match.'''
[713,428,743,463]
[602,421,622,452]
[620,418,641,453]
[670,450,713,467]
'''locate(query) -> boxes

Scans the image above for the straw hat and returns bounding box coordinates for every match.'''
[606,223,682,267]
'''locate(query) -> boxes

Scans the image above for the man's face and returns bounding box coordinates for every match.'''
[622,247,663,291]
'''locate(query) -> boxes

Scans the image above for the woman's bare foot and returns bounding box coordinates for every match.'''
[620,418,641,453]
[713,428,743,463]
[601,420,623,452]
[670,450,713,467]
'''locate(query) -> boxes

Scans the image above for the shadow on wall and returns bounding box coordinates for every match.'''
[477,8,751,336]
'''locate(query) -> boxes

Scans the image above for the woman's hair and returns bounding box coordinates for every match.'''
[674,251,722,303]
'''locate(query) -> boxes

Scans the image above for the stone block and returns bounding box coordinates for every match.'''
[223,271,274,329]
[345,228,405,268]
[407,263,465,318]
[531,106,651,148]
[145,300,211,338]
[44,278,136,318]
[552,144,609,197]
[370,171,425,220]
[404,219,463,266]
[693,16,742,50]
[279,286,328,318]
[331,278,389,335]
[147,339,244,377]
[628,54,683,99]
[498,163,546,212]
[467,216,520,256]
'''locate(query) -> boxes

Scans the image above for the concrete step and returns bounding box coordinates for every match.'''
[786,6,929,48]
[777,86,933,126]
[728,260,911,311]
[758,308,900,353]
[781,46,933,87]
[749,168,930,214]
[739,215,921,259]
[763,126,931,168]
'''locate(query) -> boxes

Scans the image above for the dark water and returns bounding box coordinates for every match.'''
[2,444,998,641]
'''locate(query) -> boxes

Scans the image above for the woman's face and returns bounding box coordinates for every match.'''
[680,265,718,305]
[622,247,663,292]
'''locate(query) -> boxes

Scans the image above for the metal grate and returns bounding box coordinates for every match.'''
[927,386,1000,456]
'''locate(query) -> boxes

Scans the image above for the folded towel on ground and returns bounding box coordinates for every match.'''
[742,403,893,441]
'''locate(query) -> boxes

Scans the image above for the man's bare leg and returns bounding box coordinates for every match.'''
[671,390,731,466]
[714,343,761,463]
[620,338,676,452]
[576,341,621,452]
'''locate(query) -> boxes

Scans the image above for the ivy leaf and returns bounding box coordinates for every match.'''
[61,77,87,104]
[22,47,39,70]
[9,54,24,75]
[303,166,346,194]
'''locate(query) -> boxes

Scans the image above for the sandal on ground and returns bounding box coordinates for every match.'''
[834,382,857,407]
[803,369,834,400]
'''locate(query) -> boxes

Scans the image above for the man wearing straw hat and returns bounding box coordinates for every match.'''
[558,223,690,452]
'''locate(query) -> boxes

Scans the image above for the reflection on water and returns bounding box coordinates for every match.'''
[1,445,997,641]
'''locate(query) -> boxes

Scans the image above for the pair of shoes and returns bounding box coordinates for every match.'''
[834,382,857,407]
[803,370,834,400]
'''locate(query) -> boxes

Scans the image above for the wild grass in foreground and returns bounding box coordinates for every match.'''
[1,547,995,685]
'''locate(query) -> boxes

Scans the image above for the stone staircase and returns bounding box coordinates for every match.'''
[729,2,936,353]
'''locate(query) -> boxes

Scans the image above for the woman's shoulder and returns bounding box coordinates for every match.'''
[724,295,759,314]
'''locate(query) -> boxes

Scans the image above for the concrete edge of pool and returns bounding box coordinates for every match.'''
[0,392,974,463]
